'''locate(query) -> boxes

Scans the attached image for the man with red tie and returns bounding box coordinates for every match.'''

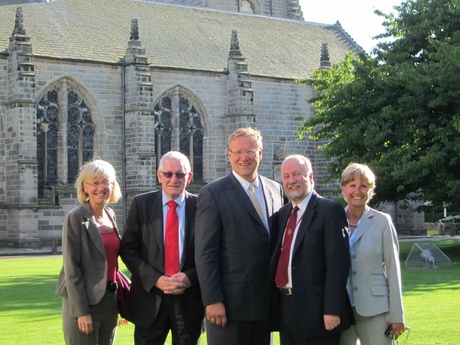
[121,151,203,345]
[270,154,354,345]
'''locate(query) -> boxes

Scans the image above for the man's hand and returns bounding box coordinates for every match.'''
[324,314,340,331]
[206,302,227,327]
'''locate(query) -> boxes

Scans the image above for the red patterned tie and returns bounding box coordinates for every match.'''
[275,206,299,288]
[164,200,180,276]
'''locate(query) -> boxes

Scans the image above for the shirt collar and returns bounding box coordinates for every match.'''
[292,192,313,215]
[232,170,260,191]
[162,191,186,208]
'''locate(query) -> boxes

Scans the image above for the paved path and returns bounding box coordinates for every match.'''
[0,246,62,257]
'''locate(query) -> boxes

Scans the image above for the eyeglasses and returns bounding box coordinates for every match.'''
[228,149,259,157]
[85,181,113,188]
[160,171,188,179]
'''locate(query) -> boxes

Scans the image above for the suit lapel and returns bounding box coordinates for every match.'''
[82,202,106,257]
[181,192,195,267]
[292,192,318,253]
[277,205,292,249]
[260,176,274,215]
[147,191,165,260]
[350,206,373,246]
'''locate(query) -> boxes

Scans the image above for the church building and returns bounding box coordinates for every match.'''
[0,0,424,248]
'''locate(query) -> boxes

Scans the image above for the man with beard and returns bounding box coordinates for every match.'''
[270,154,354,345]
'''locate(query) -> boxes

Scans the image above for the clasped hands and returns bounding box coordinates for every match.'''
[156,272,191,295]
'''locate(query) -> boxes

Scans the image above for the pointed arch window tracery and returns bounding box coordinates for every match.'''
[154,92,204,182]
[36,86,94,200]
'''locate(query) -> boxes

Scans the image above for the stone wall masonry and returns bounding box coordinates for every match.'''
[249,78,324,181]
[0,53,425,245]
[151,68,229,180]
[34,59,124,174]
[141,0,301,19]
[0,58,126,244]
[0,58,6,207]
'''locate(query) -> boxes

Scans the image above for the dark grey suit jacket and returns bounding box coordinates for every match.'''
[120,190,204,330]
[270,191,354,337]
[195,173,285,321]
[56,202,119,317]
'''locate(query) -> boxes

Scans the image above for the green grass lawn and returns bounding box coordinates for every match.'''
[0,239,459,344]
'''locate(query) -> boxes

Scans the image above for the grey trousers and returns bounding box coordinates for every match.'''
[62,289,118,345]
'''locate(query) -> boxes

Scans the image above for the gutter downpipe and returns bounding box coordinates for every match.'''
[121,60,127,222]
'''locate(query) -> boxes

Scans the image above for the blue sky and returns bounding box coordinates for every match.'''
[299,0,402,53]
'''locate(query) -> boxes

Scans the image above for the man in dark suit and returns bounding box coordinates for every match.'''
[120,151,204,345]
[270,154,353,345]
[195,127,285,345]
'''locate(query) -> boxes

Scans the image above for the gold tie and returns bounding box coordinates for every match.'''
[249,183,266,228]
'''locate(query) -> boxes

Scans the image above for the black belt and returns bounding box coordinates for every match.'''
[279,287,293,296]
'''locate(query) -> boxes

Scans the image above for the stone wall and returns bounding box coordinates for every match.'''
[142,0,303,19]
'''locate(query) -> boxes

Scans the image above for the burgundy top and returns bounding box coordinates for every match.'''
[100,227,120,282]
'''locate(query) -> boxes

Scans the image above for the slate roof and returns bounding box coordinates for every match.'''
[0,0,362,79]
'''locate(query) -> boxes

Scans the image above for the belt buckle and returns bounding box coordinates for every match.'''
[280,287,292,296]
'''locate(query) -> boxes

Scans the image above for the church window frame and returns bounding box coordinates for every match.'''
[153,90,205,183]
[36,85,95,200]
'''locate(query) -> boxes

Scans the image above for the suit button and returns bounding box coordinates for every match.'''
[353,287,358,291]
[351,255,357,259]
[352,271,357,275]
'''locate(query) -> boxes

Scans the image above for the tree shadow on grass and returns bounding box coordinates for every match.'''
[0,274,61,316]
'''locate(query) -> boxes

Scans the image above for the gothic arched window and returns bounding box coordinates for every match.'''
[36,87,94,200]
[67,90,95,183]
[241,0,254,14]
[154,93,204,182]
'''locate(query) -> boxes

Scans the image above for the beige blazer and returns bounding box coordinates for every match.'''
[56,202,119,317]
[347,206,405,323]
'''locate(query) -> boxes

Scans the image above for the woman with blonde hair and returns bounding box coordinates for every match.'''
[339,163,405,345]
[56,158,122,345]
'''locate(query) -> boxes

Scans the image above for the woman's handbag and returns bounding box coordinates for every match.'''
[115,270,131,319]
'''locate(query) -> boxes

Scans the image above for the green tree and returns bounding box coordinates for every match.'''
[298,0,460,210]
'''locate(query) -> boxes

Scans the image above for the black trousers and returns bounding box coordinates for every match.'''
[134,294,201,345]
[279,295,341,345]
